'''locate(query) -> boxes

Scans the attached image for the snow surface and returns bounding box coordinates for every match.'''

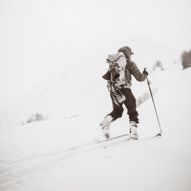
[0,66,191,191]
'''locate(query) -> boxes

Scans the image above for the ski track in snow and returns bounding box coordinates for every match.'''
[0,131,160,190]
[0,135,156,176]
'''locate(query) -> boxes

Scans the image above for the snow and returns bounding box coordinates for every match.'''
[0,65,191,191]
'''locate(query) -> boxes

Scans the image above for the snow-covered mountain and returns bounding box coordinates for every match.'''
[0,0,190,189]
[0,37,181,128]
[0,61,190,191]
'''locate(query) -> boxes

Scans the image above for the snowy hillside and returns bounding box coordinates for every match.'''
[0,0,191,190]
[0,37,180,128]
[0,66,191,191]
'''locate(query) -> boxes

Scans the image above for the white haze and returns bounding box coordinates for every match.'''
[0,0,191,108]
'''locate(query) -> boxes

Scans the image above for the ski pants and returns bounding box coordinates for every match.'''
[107,88,139,123]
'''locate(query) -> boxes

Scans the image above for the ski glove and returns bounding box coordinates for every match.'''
[143,68,149,76]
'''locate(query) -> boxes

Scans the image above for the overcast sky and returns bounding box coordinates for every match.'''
[0,0,191,108]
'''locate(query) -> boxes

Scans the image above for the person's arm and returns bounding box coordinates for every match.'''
[130,61,148,82]
[102,70,111,81]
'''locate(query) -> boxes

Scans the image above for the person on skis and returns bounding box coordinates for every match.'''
[100,46,148,140]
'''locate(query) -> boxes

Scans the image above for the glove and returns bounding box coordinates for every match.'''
[143,68,149,76]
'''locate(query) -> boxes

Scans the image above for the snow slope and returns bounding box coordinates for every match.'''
[0,36,180,128]
[0,66,191,191]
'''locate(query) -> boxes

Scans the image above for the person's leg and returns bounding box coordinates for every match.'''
[122,88,139,123]
[122,88,139,139]
[108,105,124,121]
[100,96,124,138]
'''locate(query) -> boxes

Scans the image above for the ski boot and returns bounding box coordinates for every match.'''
[100,115,113,139]
[129,121,139,140]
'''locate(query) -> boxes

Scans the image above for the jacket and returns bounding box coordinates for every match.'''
[102,60,146,89]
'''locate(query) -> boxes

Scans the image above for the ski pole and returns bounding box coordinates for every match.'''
[145,71,163,136]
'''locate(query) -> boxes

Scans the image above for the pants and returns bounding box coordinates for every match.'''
[108,88,139,123]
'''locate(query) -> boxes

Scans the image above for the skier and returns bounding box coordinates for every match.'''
[100,46,148,139]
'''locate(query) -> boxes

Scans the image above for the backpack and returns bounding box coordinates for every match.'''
[106,52,127,70]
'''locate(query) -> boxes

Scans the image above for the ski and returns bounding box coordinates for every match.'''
[96,132,161,145]
[96,133,129,144]
[61,133,160,155]
[64,133,130,153]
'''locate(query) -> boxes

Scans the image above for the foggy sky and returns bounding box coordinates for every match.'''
[0,0,191,108]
